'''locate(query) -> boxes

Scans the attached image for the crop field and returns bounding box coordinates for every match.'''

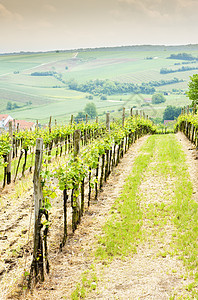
[0,45,198,122]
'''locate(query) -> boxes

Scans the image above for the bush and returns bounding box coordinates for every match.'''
[100,95,107,100]
[163,106,181,121]
[152,93,166,104]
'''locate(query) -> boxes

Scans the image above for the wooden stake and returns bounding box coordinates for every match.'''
[49,116,52,133]
[70,115,73,125]
[7,121,13,184]
[122,107,125,127]
[30,138,45,285]
[106,113,110,133]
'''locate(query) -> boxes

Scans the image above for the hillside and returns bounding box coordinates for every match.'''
[0,45,197,123]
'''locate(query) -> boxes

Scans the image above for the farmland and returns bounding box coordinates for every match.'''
[0,45,197,123]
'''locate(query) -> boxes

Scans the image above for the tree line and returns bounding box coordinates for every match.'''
[160,66,198,74]
[167,53,198,61]
[68,78,183,96]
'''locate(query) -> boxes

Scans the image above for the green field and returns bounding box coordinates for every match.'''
[0,45,197,123]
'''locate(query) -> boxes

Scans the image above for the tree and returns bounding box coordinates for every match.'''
[163,106,181,121]
[6,101,12,110]
[74,112,86,123]
[84,102,97,118]
[152,93,166,104]
[187,74,198,106]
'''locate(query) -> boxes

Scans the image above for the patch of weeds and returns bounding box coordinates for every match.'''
[71,269,98,300]
[11,177,32,200]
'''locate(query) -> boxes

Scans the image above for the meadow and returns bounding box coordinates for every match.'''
[0,45,197,123]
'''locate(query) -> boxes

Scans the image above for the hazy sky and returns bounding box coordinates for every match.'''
[0,0,198,53]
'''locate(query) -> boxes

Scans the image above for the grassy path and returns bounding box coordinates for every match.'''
[72,134,198,300]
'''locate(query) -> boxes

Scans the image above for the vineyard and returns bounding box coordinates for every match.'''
[1,105,198,299]
[0,110,157,298]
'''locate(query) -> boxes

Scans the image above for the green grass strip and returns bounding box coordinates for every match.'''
[95,135,156,259]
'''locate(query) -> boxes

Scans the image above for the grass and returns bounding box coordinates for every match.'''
[71,134,198,299]
[71,266,98,300]
[95,136,156,259]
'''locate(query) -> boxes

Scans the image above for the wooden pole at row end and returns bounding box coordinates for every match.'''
[7,121,13,185]
[30,138,44,283]
[106,113,110,133]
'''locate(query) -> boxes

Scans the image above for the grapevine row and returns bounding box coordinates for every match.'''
[175,105,198,146]
[0,121,106,187]
[29,114,156,286]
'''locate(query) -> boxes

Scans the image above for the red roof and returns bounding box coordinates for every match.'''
[5,119,34,130]
[15,120,34,130]
[0,114,11,121]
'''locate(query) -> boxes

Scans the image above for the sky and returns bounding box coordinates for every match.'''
[0,0,198,53]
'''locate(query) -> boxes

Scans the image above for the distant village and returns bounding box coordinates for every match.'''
[0,114,35,132]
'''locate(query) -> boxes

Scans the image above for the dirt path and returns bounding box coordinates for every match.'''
[2,133,198,299]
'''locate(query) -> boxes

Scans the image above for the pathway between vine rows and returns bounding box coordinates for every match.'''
[3,132,198,299]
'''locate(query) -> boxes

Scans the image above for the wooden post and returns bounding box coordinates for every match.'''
[49,116,52,133]
[74,130,81,159]
[72,130,81,232]
[143,112,145,119]
[136,110,138,117]
[122,107,125,128]
[36,120,39,131]
[7,121,13,185]
[86,114,88,124]
[96,116,98,123]
[193,104,196,114]
[30,138,45,284]
[181,108,183,115]
[106,113,110,133]
[130,108,133,117]
[70,115,73,125]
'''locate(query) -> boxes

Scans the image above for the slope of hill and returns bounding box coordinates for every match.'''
[0,45,196,123]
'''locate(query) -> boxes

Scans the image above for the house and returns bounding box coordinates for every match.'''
[0,114,13,130]
[14,120,35,131]
[0,114,35,131]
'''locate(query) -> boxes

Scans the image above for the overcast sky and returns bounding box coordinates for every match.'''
[0,0,198,53]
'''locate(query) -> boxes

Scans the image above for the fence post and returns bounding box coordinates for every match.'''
[106,113,110,133]
[130,108,133,117]
[7,121,13,185]
[86,114,88,124]
[30,138,45,285]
